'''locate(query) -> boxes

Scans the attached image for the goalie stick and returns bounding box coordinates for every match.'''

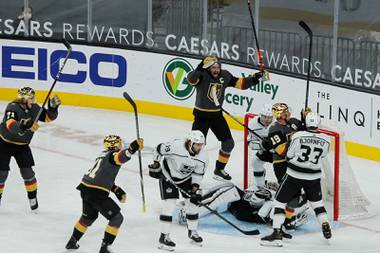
[161,171,260,236]
[123,92,147,212]
[299,20,313,110]
[34,39,72,122]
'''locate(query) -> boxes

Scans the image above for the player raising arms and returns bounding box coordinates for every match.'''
[247,103,273,190]
[261,112,332,247]
[65,135,143,253]
[148,130,208,251]
[187,56,267,181]
[0,87,61,211]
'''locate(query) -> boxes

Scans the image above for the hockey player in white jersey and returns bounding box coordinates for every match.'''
[247,104,273,190]
[260,112,332,247]
[148,130,208,251]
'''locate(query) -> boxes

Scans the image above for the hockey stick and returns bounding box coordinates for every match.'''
[123,92,147,212]
[247,0,265,75]
[161,172,260,235]
[211,86,263,140]
[34,39,72,122]
[299,21,313,110]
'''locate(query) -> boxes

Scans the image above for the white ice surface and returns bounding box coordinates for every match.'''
[0,102,380,253]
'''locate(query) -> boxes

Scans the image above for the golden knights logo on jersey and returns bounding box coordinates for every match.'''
[207,82,223,102]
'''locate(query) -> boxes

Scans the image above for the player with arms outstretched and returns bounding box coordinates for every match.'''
[261,113,332,247]
[65,135,143,253]
[247,103,273,190]
[0,87,61,211]
[148,130,208,251]
[187,56,267,181]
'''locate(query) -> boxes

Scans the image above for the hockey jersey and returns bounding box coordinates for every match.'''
[286,131,330,180]
[154,139,208,185]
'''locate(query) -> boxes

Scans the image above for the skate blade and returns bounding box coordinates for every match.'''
[212,175,231,182]
[158,244,175,251]
[30,209,39,214]
[260,240,283,247]
[189,240,203,247]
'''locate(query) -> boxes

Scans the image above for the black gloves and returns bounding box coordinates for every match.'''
[148,161,161,179]
[112,185,127,203]
[20,118,39,132]
[189,183,202,206]
[48,95,61,110]
[128,138,144,154]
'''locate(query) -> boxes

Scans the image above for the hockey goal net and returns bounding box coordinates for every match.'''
[243,113,375,221]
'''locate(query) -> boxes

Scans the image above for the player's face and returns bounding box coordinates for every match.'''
[260,115,273,127]
[191,143,203,155]
[25,97,35,109]
[209,63,221,78]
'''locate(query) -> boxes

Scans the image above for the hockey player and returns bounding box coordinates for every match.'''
[247,104,273,190]
[65,135,143,253]
[0,87,61,211]
[261,113,332,247]
[262,102,309,228]
[148,130,208,251]
[187,55,268,181]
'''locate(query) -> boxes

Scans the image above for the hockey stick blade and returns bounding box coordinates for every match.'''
[299,21,313,36]
[123,92,137,112]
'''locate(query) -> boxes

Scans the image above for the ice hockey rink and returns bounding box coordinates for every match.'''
[1,102,380,253]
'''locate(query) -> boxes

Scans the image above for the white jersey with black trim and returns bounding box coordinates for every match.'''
[286,131,331,180]
[247,117,271,151]
[154,139,208,185]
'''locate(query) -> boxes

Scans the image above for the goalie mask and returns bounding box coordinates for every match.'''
[186,130,205,155]
[243,188,272,207]
[17,86,35,101]
[104,135,123,151]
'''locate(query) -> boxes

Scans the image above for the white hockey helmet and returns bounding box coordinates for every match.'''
[260,103,273,117]
[186,130,205,145]
[305,112,321,128]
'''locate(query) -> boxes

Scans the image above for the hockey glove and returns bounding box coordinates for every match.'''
[253,70,269,81]
[48,95,61,110]
[301,107,312,122]
[189,183,202,206]
[20,118,39,132]
[112,185,127,203]
[128,138,144,154]
[148,161,162,179]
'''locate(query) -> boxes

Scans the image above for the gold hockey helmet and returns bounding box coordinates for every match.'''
[104,135,123,151]
[203,55,220,69]
[17,86,35,100]
[272,103,289,118]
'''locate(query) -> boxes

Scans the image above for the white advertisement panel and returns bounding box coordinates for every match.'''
[0,38,379,149]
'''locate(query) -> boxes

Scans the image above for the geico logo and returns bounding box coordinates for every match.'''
[1,46,127,87]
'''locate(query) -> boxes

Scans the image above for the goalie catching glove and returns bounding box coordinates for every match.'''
[148,161,161,179]
[111,185,127,203]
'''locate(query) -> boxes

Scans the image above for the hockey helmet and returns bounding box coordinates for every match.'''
[17,86,35,101]
[186,130,205,145]
[305,112,321,128]
[203,55,220,69]
[272,103,289,118]
[260,103,273,117]
[104,135,123,151]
